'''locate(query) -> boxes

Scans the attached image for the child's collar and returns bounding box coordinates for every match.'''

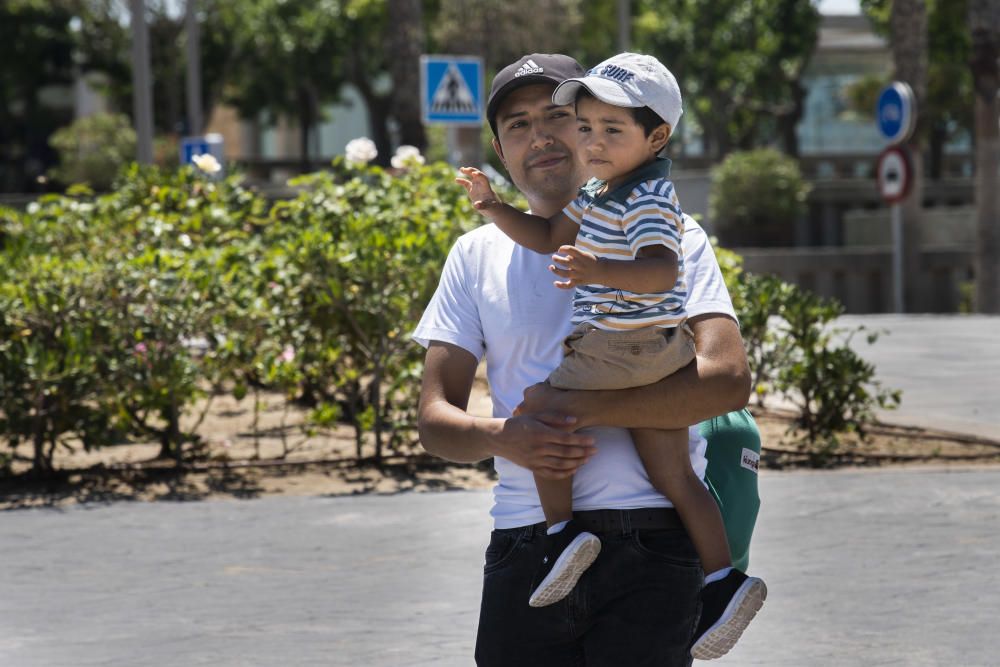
[580,157,673,206]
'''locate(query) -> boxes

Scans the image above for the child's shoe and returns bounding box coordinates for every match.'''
[690,569,767,660]
[527,520,601,607]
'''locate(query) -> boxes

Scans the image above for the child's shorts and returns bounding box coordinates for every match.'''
[547,321,696,391]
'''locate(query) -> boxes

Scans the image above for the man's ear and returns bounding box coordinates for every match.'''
[649,123,672,153]
[492,137,507,167]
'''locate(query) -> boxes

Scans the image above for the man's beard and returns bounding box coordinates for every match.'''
[518,150,586,203]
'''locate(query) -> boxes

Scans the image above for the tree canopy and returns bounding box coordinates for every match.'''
[0,0,76,190]
[215,0,346,163]
[860,0,972,178]
[632,0,820,159]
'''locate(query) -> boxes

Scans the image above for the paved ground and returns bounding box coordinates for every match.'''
[3,314,998,665]
[3,466,1000,666]
[837,314,999,439]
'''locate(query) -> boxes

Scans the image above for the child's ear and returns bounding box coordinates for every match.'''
[649,123,672,153]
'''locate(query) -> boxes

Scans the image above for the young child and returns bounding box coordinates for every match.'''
[457,52,765,660]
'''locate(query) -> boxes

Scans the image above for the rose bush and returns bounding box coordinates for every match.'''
[1,148,896,475]
[718,244,900,460]
[1,151,487,472]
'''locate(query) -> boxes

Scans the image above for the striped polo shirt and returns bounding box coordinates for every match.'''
[561,158,687,331]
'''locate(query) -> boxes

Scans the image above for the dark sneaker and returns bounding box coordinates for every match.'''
[527,520,601,608]
[690,570,767,660]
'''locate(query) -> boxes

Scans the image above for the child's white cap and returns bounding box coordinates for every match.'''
[552,52,683,130]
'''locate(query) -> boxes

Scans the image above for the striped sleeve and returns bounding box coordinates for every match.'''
[621,181,683,257]
[561,194,588,227]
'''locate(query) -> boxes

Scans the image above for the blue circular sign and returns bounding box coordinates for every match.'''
[876,82,915,144]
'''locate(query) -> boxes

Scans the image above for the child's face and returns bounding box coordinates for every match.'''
[575,96,669,187]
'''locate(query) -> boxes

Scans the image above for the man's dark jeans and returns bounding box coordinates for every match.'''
[475,519,702,666]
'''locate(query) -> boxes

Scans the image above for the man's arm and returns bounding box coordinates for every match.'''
[417,341,598,479]
[515,313,751,430]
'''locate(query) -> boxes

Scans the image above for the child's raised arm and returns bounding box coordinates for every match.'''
[455,167,577,254]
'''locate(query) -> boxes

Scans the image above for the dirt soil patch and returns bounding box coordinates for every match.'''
[4,373,1000,510]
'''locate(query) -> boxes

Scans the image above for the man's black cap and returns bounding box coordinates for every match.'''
[486,53,585,137]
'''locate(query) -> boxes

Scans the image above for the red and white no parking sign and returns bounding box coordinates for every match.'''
[876,146,912,205]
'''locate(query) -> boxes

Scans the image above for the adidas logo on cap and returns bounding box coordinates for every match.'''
[514,59,544,78]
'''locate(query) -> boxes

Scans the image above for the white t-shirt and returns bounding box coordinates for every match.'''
[412,216,738,529]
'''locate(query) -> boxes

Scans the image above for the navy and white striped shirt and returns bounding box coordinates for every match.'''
[561,158,687,330]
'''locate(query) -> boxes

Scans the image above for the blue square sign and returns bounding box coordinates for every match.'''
[180,134,224,165]
[420,55,484,125]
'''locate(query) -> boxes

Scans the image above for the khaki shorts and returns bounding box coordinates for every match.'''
[547,322,696,391]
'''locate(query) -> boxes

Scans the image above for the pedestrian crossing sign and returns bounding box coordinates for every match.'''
[420,55,484,125]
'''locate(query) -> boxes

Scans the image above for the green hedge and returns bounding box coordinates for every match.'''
[1,160,479,474]
[709,148,811,247]
[718,246,900,463]
[1,161,897,475]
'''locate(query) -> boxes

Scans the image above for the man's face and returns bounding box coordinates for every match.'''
[492,84,586,210]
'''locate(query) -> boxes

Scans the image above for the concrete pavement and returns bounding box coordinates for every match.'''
[837,314,999,439]
[4,466,1000,666]
[3,314,999,665]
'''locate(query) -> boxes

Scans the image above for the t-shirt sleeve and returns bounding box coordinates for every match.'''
[410,235,486,360]
[680,216,738,325]
[621,183,683,257]
[561,194,588,227]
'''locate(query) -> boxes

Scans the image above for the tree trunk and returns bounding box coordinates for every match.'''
[969,0,1000,313]
[371,369,383,465]
[387,0,427,151]
[157,429,172,460]
[890,0,928,312]
[348,379,364,459]
[928,121,946,180]
[778,80,806,158]
[363,92,393,168]
[155,396,183,463]
[32,392,52,476]
[297,84,315,172]
[706,105,732,161]
[169,396,182,466]
[348,56,393,166]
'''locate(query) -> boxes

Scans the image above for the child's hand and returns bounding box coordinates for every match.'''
[455,167,501,214]
[550,245,602,289]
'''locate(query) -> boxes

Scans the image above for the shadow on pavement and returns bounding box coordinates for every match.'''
[0,458,490,510]
[0,464,266,510]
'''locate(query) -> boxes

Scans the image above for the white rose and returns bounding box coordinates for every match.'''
[192,153,222,174]
[345,137,378,165]
[390,144,425,169]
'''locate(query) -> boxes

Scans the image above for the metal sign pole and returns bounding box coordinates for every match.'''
[130,0,154,164]
[447,125,459,165]
[617,0,631,51]
[876,82,916,314]
[892,203,904,313]
[185,0,203,136]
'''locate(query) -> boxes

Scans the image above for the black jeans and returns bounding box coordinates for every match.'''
[475,518,702,666]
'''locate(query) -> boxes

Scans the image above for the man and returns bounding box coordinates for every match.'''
[414,53,759,666]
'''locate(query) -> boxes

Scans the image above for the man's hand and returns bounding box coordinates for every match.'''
[490,413,597,480]
[455,167,502,215]
[550,245,601,289]
[514,381,577,418]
